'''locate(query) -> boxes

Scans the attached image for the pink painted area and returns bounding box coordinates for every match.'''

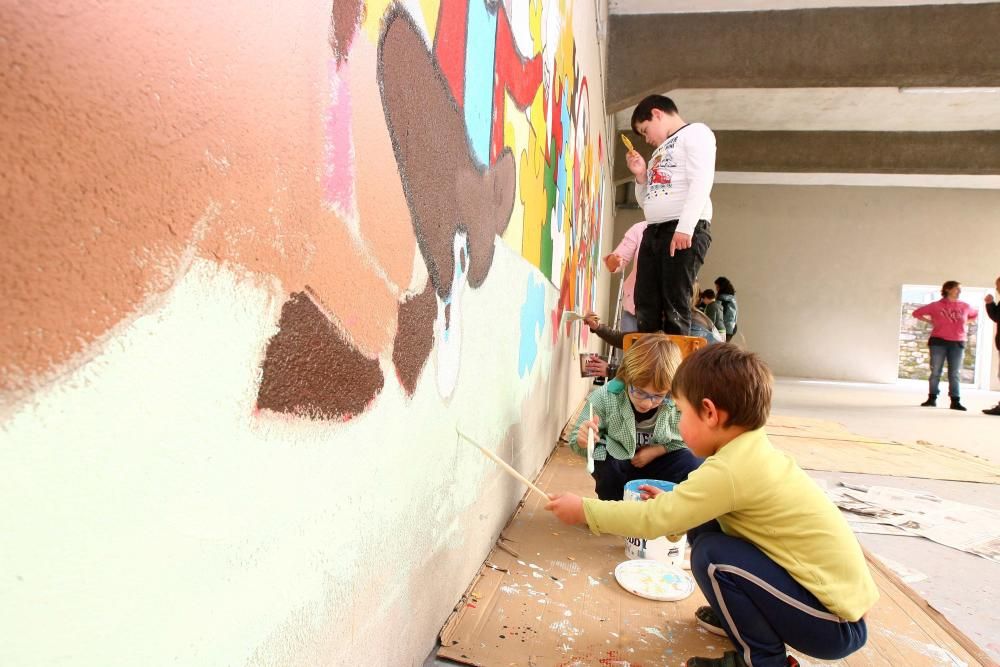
[324,61,356,214]
[348,37,418,296]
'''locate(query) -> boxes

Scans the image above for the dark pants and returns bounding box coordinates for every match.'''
[928,339,965,399]
[635,219,712,335]
[688,523,868,667]
[592,447,702,500]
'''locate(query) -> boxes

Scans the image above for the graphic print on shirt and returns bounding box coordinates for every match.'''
[645,138,678,196]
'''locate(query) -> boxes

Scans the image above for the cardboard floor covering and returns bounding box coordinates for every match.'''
[437,446,993,667]
[766,415,1000,484]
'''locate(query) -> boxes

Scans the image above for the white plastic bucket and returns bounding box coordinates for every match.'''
[623,479,687,567]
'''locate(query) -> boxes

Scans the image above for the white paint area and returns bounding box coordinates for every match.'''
[878,628,968,666]
[614,87,1000,132]
[0,246,578,665]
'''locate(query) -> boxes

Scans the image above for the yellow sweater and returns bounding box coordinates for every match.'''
[583,428,878,621]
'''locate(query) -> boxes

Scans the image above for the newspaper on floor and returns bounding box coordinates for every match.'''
[826,483,1000,563]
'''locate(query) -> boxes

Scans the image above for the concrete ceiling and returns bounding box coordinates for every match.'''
[610,0,996,13]
[606,3,1000,186]
[613,87,1000,132]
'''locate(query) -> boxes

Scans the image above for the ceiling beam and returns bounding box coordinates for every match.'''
[607,3,1000,111]
[612,130,1000,184]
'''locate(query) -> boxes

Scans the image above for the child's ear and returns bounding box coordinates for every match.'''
[701,398,723,427]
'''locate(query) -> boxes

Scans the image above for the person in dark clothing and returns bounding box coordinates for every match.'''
[984,276,1000,416]
[715,277,739,342]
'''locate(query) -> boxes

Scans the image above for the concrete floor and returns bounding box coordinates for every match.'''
[427,378,1000,665]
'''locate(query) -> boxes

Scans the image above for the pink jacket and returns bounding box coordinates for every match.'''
[610,222,647,315]
[913,298,978,342]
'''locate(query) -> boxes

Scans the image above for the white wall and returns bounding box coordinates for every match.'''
[613,185,1000,384]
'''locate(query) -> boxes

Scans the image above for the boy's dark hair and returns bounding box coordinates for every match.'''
[940,280,960,298]
[672,344,772,430]
[630,95,679,132]
[701,289,716,300]
[714,276,736,296]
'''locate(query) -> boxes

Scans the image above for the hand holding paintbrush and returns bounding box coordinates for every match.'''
[621,133,647,182]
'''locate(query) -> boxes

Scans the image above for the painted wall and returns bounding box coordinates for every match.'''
[613,185,999,384]
[0,1,611,664]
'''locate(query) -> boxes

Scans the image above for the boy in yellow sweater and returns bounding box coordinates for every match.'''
[546,345,877,667]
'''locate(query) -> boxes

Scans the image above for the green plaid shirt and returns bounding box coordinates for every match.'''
[569,379,686,461]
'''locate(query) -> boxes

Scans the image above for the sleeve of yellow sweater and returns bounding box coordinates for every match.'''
[582,457,736,538]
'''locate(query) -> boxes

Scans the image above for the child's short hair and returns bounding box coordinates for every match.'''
[701,289,716,300]
[615,334,682,393]
[672,344,772,430]
[630,95,679,132]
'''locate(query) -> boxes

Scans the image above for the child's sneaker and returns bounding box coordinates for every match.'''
[683,651,747,667]
[694,606,729,636]
[684,653,799,667]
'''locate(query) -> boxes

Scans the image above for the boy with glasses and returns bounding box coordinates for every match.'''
[568,333,701,500]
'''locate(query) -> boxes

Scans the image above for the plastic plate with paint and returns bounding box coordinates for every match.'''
[613,559,695,602]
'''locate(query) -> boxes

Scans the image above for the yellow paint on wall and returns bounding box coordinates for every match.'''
[361,1,394,42]
[419,0,442,42]
[501,92,529,255]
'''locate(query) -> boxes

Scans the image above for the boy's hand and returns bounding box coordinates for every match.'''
[625,151,647,183]
[637,483,666,500]
[603,253,625,272]
[584,355,609,377]
[583,311,601,331]
[630,446,665,469]
[669,232,692,256]
[545,493,586,525]
[576,412,600,449]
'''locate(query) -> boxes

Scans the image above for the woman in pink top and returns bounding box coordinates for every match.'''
[912,280,979,411]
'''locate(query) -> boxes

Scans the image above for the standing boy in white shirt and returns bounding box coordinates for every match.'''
[626,95,716,335]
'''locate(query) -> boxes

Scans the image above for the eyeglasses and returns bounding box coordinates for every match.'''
[628,385,668,403]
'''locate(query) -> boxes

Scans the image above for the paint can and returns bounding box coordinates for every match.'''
[623,479,687,567]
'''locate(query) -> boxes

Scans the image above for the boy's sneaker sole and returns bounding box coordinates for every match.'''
[695,606,729,637]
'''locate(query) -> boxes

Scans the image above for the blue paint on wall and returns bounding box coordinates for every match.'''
[518,275,547,377]
[463,0,498,167]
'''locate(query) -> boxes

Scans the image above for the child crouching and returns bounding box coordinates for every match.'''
[569,333,702,501]
[548,344,877,667]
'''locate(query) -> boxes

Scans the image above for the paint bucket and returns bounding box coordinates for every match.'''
[623,479,687,567]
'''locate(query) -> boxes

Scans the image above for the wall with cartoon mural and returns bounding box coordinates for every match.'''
[1,0,610,664]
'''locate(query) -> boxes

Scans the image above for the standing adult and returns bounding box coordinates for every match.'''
[714,276,739,342]
[913,281,978,411]
[984,275,1000,416]
[625,95,716,336]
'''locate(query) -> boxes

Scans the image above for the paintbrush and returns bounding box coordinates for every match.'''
[457,428,550,501]
[621,133,634,152]
[586,405,595,474]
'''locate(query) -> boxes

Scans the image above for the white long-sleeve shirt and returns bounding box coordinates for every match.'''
[634,122,716,236]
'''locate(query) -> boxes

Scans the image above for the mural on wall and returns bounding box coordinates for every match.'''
[258,0,606,419]
[1,1,609,664]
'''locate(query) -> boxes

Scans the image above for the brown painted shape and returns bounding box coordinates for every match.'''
[257,291,383,420]
[392,281,437,396]
[329,0,364,65]
[378,8,516,300]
